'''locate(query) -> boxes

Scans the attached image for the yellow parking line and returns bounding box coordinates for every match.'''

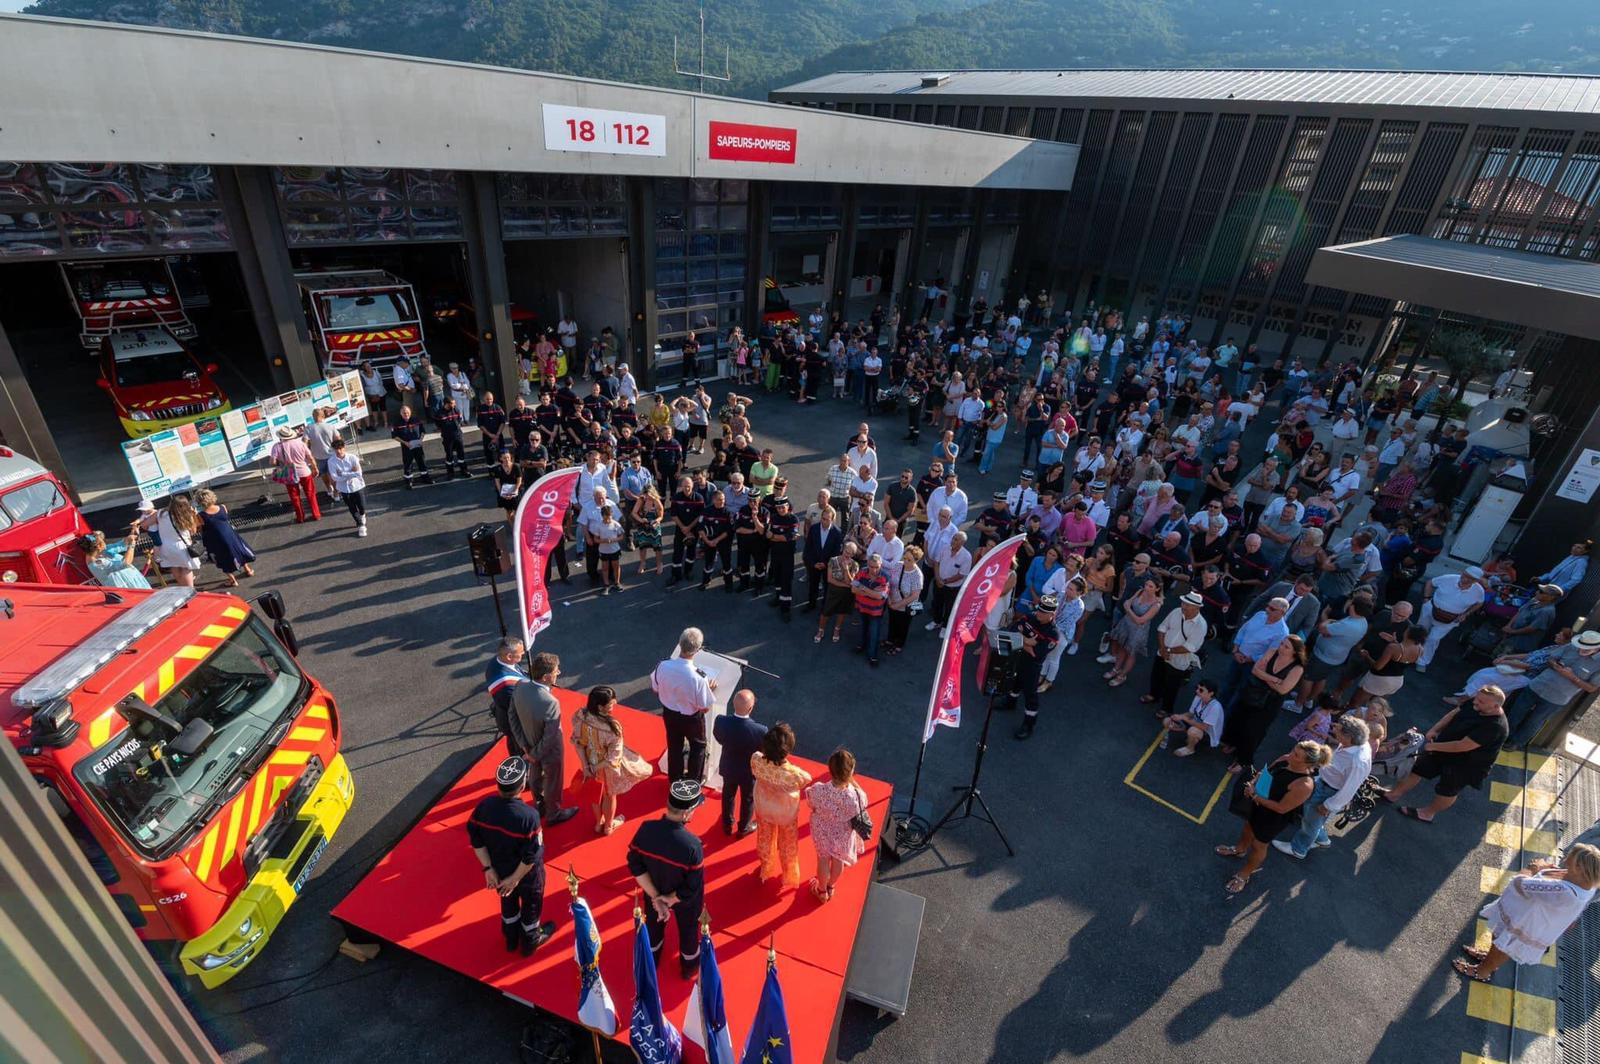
[1496,750,1550,771]
[1484,821,1557,855]
[1479,866,1514,895]
[1121,731,1233,826]
[1462,1053,1506,1064]
[1476,918,1555,967]
[1488,782,1557,811]
[1466,982,1556,1036]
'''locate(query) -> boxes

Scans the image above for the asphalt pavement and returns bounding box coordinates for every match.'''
[169,376,1513,1063]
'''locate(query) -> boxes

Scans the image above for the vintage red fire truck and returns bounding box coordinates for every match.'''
[2,584,355,987]
[296,270,429,375]
[0,446,91,586]
[62,259,198,350]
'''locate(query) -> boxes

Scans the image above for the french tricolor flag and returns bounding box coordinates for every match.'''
[682,930,735,1064]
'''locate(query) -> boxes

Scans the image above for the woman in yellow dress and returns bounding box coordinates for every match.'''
[750,723,813,890]
[570,686,653,835]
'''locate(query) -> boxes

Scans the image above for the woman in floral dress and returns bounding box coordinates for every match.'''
[570,686,653,835]
[751,723,812,890]
[806,749,869,902]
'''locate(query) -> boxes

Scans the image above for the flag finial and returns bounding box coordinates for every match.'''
[699,907,712,935]
[566,865,579,897]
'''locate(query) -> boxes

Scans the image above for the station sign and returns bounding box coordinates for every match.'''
[707,121,797,164]
[542,103,666,157]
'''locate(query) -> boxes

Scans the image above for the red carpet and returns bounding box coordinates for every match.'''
[332,689,892,1062]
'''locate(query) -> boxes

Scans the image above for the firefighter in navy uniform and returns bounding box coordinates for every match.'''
[765,495,800,621]
[468,757,556,956]
[698,488,735,592]
[1009,595,1060,741]
[435,397,471,479]
[391,405,433,487]
[627,779,707,979]
[666,476,704,586]
[734,498,767,593]
[475,391,508,468]
[973,491,1017,551]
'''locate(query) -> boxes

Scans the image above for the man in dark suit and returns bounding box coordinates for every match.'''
[1247,574,1321,638]
[802,505,845,611]
[711,689,767,836]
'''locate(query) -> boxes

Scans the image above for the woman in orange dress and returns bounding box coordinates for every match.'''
[570,686,653,835]
[750,723,812,890]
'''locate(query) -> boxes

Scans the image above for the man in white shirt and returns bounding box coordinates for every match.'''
[926,474,970,529]
[1275,715,1372,859]
[807,307,826,337]
[392,359,417,410]
[1331,533,1384,581]
[862,349,884,412]
[577,453,619,505]
[867,520,905,579]
[557,315,579,353]
[1327,455,1363,515]
[1375,427,1408,484]
[848,466,879,516]
[847,435,878,481]
[651,627,716,783]
[1417,567,1487,672]
[1171,415,1203,448]
[1147,592,1209,715]
[1328,409,1362,458]
[957,393,987,455]
[928,531,972,632]
[616,363,638,405]
[1133,317,1150,342]
[922,508,959,580]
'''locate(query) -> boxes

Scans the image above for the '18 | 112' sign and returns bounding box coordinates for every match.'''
[542,103,667,158]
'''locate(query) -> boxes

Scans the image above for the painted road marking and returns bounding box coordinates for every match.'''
[1475,917,1555,967]
[1480,867,1514,895]
[1462,1053,1505,1064]
[1496,750,1550,771]
[1466,982,1556,1036]
[1488,782,1557,811]
[1484,821,1557,856]
[1122,731,1232,825]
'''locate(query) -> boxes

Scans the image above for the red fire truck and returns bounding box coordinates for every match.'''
[2,584,355,987]
[62,260,198,351]
[97,328,231,438]
[296,270,429,375]
[0,446,91,586]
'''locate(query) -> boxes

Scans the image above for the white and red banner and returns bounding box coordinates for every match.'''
[922,535,1025,742]
[707,120,797,164]
[512,467,582,644]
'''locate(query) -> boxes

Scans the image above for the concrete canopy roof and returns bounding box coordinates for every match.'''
[0,15,1075,191]
[1306,235,1600,340]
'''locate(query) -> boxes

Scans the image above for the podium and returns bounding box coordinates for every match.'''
[657,648,743,794]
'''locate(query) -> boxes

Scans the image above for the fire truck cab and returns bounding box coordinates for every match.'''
[2,584,355,987]
[0,447,90,586]
[98,328,231,437]
[62,259,198,350]
[296,270,429,375]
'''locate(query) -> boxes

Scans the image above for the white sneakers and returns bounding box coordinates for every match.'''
[926,621,940,631]
[1067,642,1080,655]
[1271,840,1305,860]
[356,517,369,538]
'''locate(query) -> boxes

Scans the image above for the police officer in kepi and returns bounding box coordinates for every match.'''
[1009,594,1060,741]
[627,779,706,979]
[468,757,556,956]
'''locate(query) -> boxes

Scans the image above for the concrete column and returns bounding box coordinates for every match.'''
[224,166,319,388]
[629,177,659,390]
[460,172,517,400]
[0,318,76,500]
[900,193,931,321]
[952,190,990,317]
[833,187,859,315]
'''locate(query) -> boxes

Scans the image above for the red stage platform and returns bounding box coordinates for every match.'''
[332,689,892,1062]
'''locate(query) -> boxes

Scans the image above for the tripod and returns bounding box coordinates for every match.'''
[924,684,1014,857]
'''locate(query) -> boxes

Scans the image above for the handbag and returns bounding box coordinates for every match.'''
[848,786,873,842]
[180,530,205,560]
[1228,769,1258,819]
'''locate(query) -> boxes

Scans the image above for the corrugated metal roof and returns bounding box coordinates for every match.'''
[776,68,1600,116]
[1322,235,1600,298]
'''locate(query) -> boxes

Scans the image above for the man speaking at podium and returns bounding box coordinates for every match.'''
[651,627,716,783]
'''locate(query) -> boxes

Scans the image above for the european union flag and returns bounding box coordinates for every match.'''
[630,911,681,1064]
[739,950,792,1064]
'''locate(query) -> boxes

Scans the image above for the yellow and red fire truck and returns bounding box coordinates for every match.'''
[2,583,354,987]
[296,269,429,375]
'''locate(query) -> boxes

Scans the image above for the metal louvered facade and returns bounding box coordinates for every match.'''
[775,67,1600,366]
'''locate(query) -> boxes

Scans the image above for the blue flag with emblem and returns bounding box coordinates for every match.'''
[571,892,617,1035]
[739,946,792,1064]
[630,909,681,1064]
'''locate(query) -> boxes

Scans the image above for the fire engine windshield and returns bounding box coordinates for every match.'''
[72,618,306,857]
[114,352,200,388]
[320,291,414,329]
[69,264,173,303]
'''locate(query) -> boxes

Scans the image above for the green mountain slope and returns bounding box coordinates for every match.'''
[21,0,1600,95]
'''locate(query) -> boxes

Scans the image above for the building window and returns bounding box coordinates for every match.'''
[274,166,462,245]
[653,178,747,363]
[770,182,841,230]
[0,162,231,258]
[497,173,626,240]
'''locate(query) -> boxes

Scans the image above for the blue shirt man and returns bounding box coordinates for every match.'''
[1222,599,1291,707]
